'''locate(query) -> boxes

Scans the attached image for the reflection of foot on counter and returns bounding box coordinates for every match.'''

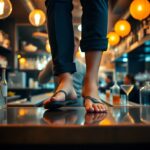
[43,109,84,125]
[85,113,107,125]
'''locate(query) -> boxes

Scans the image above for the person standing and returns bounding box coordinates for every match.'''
[44,0,108,113]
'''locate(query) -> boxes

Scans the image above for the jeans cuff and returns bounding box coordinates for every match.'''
[80,38,108,52]
[54,62,76,76]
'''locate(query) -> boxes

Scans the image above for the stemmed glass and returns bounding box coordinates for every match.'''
[120,84,134,105]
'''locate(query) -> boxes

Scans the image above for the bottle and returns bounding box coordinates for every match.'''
[111,74,120,105]
[140,82,150,106]
[0,68,7,98]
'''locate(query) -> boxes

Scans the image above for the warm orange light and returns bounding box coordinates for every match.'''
[29,9,46,27]
[0,0,12,19]
[99,118,113,126]
[130,0,150,21]
[19,58,26,64]
[114,20,131,37]
[46,40,51,53]
[17,54,21,59]
[107,32,120,46]
[19,109,26,116]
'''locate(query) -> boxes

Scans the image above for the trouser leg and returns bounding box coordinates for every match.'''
[80,0,108,52]
[45,0,76,76]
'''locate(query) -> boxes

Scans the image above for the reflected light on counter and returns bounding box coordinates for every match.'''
[19,109,26,117]
[99,118,113,126]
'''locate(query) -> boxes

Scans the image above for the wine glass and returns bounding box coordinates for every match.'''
[120,84,134,105]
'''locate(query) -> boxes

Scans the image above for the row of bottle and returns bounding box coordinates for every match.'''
[106,80,150,106]
[19,56,51,70]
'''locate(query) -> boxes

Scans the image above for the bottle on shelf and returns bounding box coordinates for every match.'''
[0,68,7,109]
[0,68,8,98]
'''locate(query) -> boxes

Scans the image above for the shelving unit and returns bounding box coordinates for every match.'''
[18,69,42,72]
[18,50,50,57]
[8,87,54,99]
[112,35,150,61]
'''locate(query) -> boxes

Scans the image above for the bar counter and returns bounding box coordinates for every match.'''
[0,106,150,146]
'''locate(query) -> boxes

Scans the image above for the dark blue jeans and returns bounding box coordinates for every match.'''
[45,0,108,76]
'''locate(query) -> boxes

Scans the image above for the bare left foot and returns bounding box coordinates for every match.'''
[43,73,77,107]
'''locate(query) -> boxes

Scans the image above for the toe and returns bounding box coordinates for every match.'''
[93,104,100,113]
[99,104,107,112]
[85,100,94,112]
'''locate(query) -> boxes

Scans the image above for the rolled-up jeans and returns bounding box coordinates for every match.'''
[45,0,108,76]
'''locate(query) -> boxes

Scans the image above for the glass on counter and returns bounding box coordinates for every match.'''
[140,81,150,106]
[120,84,134,105]
[105,90,110,101]
[140,107,150,124]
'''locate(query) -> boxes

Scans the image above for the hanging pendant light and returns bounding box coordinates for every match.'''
[114,20,131,37]
[107,32,120,46]
[29,9,46,27]
[0,0,12,19]
[130,0,150,21]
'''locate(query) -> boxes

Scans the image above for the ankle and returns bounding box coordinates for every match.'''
[84,76,98,86]
[58,73,73,82]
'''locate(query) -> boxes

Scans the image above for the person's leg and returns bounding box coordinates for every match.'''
[44,0,77,102]
[80,0,108,112]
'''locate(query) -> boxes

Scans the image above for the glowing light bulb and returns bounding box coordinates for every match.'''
[110,36,115,41]
[130,0,150,21]
[78,24,82,32]
[107,32,120,46]
[34,13,41,26]
[114,20,131,37]
[137,5,143,11]
[120,25,125,31]
[0,0,4,15]
[29,9,46,27]
[0,0,12,19]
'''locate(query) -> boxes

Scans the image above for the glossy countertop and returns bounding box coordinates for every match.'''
[0,106,150,145]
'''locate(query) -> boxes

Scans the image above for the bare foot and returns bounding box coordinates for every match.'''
[44,73,77,105]
[82,77,107,113]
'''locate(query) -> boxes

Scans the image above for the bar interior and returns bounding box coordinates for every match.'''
[0,0,150,149]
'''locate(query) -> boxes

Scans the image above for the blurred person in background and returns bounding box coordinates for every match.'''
[99,75,114,93]
[122,74,139,104]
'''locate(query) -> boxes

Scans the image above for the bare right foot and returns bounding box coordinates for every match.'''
[82,77,107,113]
[44,73,77,106]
